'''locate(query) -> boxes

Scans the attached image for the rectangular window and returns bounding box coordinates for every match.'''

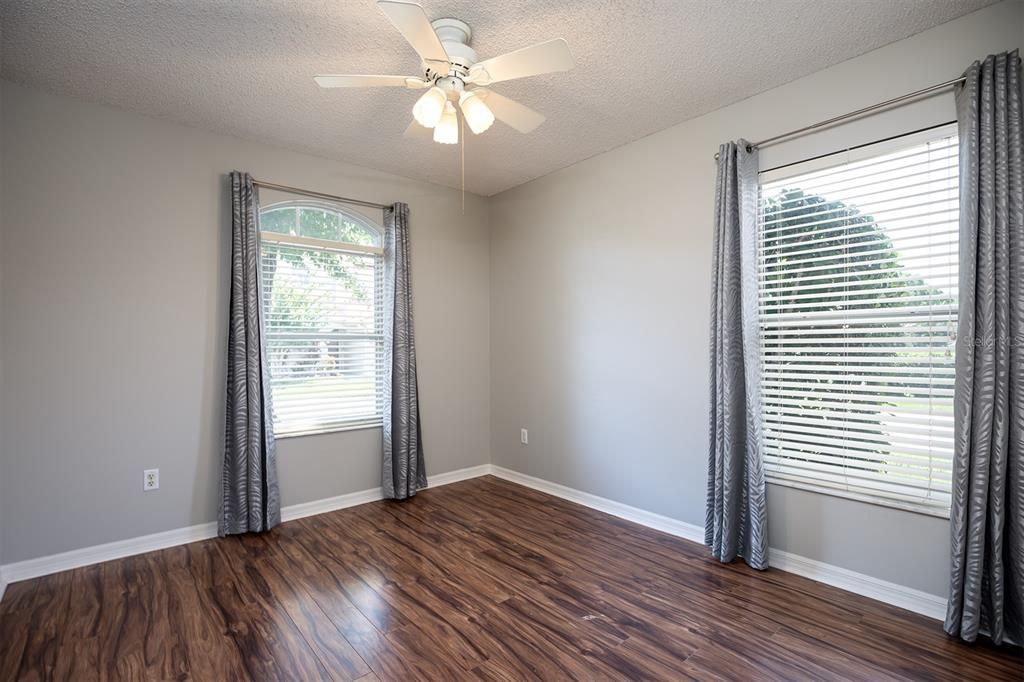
[259,203,385,436]
[757,126,958,516]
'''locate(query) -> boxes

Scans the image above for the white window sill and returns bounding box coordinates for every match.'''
[766,477,951,519]
[275,422,383,439]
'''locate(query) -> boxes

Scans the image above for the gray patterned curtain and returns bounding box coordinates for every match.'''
[218,171,280,535]
[382,202,426,499]
[706,140,768,570]
[945,50,1023,646]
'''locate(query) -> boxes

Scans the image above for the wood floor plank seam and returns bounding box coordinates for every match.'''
[1,475,1020,681]
[233,534,372,681]
[279,520,434,680]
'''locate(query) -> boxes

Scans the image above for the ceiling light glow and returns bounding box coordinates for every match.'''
[433,101,459,144]
[412,86,447,128]
[459,90,495,135]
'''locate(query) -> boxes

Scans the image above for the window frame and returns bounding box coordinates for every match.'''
[258,199,387,439]
[756,124,959,518]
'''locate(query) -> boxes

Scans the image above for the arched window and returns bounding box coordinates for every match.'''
[259,201,385,436]
[261,201,382,246]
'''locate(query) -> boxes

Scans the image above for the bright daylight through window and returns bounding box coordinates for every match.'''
[259,202,385,436]
[757,126,958,516]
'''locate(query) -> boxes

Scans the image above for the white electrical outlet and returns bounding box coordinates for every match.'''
[144,469,159,491]
[520,428,529,445]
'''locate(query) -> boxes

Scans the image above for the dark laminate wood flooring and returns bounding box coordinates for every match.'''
[0,475,1021,680]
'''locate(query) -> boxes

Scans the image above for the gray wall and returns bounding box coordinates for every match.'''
[488,0,1023,597]
[0,83,490,563]
[0,0,1019,597]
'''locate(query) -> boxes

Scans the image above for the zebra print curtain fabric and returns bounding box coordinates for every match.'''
[945,50,1023,646]
[706,140,769,570]
[382,202,427,499]
[218,171,281,536]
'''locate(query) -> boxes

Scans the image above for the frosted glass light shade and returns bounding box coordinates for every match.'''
[459,91,495,134]
[433,102,459,144]
[412,86,447,128]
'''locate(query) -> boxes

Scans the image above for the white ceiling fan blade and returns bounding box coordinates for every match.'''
[315,75,428,89]
[377,1,450,70]
[403,120,434,140]
[475,90,546,133]
[468,38,574,85]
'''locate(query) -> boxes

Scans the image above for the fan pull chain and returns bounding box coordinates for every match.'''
[460,113,466,214]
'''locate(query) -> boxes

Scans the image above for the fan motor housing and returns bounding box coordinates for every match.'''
[429,18,476,78]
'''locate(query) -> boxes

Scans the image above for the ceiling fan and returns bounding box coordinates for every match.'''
[315,0,575,144]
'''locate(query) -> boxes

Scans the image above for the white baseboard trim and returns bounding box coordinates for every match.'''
[281,487,383,524]
[0,520,220,586]
[0,462,948,622]
[489,465,947,621]
[426,463,494,488]
[490,466,705,543]
[0,463,492,587]
[767,548,947,620]
[280,463,493,523]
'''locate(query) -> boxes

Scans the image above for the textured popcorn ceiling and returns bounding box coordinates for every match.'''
[1,1,994,196]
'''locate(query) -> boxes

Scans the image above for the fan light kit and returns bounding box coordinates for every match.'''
[434,101,459,144]
[315,1,575,144]
[458,90,494,134]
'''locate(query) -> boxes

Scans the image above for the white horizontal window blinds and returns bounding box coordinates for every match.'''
[259,204,385,436]
[757,127,958,516]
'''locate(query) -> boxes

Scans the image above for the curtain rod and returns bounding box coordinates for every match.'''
[252,180,389,211]
[759,119,957,175]
[713,76,967,160]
